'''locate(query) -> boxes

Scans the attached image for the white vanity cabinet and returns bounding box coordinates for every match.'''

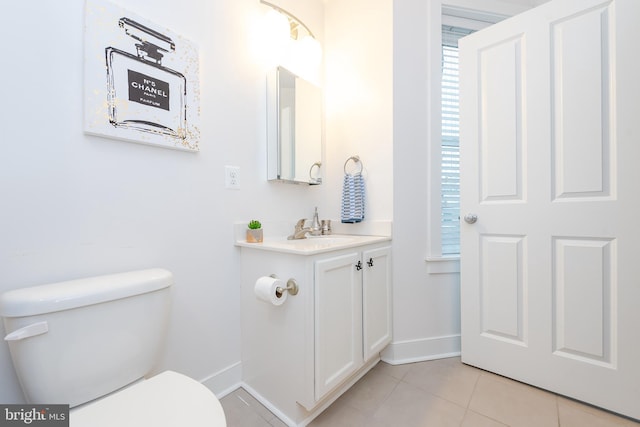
[314,246,392,400]
[239,239,391,426]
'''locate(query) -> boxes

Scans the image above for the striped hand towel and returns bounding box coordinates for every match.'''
[341,173,365,223]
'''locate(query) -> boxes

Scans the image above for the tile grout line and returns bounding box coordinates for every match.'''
[358,371,404,424]
[456,368,485,427]
[461,371,515,427]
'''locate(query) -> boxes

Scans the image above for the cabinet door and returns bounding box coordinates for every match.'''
[314,252,362,400]
[362,246,392,361]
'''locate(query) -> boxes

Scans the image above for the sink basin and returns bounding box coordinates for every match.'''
[278,236,357,251]
[237,234,390,255]
[287,236,355,246]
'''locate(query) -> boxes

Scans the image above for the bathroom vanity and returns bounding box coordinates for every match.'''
[237,234,392,426]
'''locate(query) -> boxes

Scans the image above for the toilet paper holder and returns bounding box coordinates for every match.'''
[270,274,299,297]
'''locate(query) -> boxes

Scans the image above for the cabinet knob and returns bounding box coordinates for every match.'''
[355,261,363,271]
[367,258,374,267]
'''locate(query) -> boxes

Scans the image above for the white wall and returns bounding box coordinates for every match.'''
[0,0,325,403]
[323,0,393,223]
[387,0,537,362]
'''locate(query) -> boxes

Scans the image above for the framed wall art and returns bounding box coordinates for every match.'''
[84,0,200,151]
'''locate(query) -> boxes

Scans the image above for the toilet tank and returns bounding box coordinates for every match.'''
[0,268,172,408]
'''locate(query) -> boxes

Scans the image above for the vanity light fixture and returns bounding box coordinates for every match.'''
[259,0,322,68]
[260,0,315,38]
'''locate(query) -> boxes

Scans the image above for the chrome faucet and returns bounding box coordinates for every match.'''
[288,207,323,240]
[310,207,321,236]
[288,218,310,240]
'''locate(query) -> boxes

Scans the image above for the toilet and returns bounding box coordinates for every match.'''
[0,268,226,426]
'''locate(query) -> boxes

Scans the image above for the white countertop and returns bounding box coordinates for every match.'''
[235,234,391,255]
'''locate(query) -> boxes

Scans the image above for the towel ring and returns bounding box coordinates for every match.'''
[309,161,322,184]
[344,156,363,176]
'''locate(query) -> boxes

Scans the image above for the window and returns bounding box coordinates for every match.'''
[440,25,474,255]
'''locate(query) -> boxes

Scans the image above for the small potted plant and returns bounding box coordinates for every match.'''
[246,220,263,243]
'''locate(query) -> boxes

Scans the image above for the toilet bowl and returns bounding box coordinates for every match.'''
[71,371,225,427]
[0,269,226,426]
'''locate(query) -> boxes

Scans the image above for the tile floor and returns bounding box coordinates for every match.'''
[220,357,639,427]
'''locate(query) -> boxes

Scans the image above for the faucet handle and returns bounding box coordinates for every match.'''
[295,218,307,229]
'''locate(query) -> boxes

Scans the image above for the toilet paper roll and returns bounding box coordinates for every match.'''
[254,276,288,306]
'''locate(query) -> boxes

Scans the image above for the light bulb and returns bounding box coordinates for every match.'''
[263,9,290,63]
[299,35,322,67]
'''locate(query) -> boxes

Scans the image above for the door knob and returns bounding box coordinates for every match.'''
[464,213,478,224]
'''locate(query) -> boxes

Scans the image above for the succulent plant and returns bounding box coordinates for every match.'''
[248,220,262,230]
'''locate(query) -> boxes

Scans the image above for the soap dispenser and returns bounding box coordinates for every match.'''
[311,207,321,236]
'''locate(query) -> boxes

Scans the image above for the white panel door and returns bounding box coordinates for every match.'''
[460,0,640,419]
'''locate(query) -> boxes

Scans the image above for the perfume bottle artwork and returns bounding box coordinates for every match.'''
[106,18,187,141]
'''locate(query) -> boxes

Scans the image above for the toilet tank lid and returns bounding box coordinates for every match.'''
[0,269,173,318]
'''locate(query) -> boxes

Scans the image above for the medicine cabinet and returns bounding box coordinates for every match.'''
[266,67,322,185]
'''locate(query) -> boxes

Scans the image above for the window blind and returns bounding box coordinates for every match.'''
[441,26,474,255]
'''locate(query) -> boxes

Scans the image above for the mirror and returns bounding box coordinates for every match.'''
[267,67,322,185]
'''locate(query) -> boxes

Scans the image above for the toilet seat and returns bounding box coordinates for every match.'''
[71,371,226,427]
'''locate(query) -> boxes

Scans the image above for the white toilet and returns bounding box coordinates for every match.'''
[0,268,226,426]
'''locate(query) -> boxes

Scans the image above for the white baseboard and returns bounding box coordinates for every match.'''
[241,357,380,427]
[200,361,243,399]
[241,382,298,427]
[200,335,460,416]
[380,334,461,365]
